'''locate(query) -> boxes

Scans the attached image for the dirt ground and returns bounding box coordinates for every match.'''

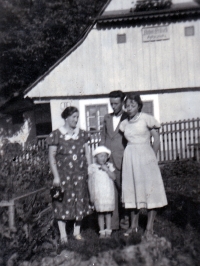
[17,211,200,266]
[2,160,200,266]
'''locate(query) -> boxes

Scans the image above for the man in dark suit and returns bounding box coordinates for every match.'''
[100,90,128,230]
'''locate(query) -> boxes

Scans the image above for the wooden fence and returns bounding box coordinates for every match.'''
[1,118,200,186]
[37,118,200,163]
[1,118,200,229]
[36,118,200,163]
[2,117,199,166]
[159,118,200,162]
[84,118,200,163]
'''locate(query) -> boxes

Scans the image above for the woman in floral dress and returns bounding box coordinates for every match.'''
[46,106,92,252]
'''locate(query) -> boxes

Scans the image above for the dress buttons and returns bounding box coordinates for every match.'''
[73,154,77,161]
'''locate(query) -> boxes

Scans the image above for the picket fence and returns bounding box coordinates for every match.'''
[159,118,200,162]
[84,118,200,163]
[34,117,200,162]
[0,117,200,229]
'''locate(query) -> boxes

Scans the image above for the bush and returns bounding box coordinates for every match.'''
[1,157,200,265]
[0,142,54,265]
[0,142,51,200]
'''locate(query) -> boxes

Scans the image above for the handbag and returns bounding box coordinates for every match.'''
[50,186,64,202]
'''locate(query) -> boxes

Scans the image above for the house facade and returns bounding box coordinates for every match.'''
[24,0,200,136]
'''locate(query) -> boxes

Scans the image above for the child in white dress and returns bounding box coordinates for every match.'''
[88,146,116,238]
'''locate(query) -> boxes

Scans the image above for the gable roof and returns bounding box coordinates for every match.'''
[24,0,200,99]
[24,0,112,97]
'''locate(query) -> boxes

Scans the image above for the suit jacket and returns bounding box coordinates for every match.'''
[100,112,128,171]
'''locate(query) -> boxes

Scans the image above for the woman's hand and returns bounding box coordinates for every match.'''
[49,146,61,186]
[53,176,61,186]
[84,143,91,165]
[89,198,94,205]
[151,129,160,155]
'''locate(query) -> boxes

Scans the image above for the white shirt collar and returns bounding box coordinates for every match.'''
[58,126,79,140]
[113,115,122,131]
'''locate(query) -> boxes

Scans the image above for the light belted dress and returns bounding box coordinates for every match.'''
[119,113,167,209]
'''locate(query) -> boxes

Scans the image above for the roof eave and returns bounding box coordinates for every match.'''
[97,3,200,26]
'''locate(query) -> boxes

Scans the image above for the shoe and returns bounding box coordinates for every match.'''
[57,237,68,255]
[124,227,138,237]
[143,229,154,240]
[99,230,106,239]
[99,234,106,239]
[74,234,85,241]
[105,229,112,238]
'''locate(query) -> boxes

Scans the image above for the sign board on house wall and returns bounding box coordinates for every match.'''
[142,26,170,42]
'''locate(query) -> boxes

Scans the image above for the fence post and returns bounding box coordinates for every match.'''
[8,200,16,231]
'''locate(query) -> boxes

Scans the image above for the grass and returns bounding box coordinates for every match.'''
[3,160,200,265]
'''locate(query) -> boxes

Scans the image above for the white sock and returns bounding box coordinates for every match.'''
[73,224,81,236]
[58,221,67,239]
[99,230,106,235]
[105,229,112,235]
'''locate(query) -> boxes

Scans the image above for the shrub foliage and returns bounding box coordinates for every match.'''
[1,146,200,265]
[0,0,108,105]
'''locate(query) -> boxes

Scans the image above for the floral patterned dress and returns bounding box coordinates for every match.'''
[46,127,93,221]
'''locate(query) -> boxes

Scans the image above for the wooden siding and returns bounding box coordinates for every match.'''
[26,20,200,98]
[158,91,200,123]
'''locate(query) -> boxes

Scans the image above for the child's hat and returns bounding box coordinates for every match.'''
[93,146,111,158]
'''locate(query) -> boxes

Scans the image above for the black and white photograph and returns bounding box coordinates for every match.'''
[0,0,200,265]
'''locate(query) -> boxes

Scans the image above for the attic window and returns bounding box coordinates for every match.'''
[117,34,126,44]
[185,26,194,37]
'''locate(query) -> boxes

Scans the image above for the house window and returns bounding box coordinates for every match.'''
[117,34,126,44]
[34,103,52,136]
[185,26,194,37]
[143,101,154,116]
[86,104,108,131]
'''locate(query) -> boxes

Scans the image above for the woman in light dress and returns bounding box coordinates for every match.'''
[120,93,167,239]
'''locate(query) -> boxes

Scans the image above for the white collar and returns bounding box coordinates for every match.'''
[58,126,79,140]
[113,114,122,119]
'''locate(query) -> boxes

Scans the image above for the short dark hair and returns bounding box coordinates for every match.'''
[125,93,143,112]
[109,90,125,101]
[61,106,79,119]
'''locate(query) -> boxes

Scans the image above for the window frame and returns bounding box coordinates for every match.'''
[85,104,108,131]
